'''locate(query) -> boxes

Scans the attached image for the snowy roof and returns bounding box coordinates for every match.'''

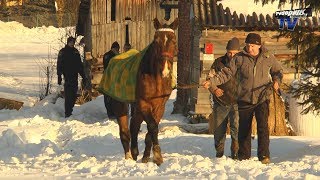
[193,1,320,31]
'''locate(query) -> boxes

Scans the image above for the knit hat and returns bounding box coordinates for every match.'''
[111,41,120,49]
[67,37,76,43]
[245,33,261,45]
[123,43,132,52]
[226,37,240,50]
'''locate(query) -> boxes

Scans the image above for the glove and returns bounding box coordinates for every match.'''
[58,76,62,85]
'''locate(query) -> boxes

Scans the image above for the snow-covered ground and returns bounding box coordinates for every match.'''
[1,7,320,179]
[0,20,72,106]
[0,92,319,179]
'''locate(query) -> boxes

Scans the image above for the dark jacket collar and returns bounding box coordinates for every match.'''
[64,45,75,50]
[222,53,231,65]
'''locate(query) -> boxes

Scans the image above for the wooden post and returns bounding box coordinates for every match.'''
[173,0,192,114]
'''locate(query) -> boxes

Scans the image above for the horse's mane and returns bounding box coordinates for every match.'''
[140,41,163,77]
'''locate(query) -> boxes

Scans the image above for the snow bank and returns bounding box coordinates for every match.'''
[0,91,319,179]
[0,21,74,106]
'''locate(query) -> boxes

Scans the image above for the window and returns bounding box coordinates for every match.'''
[111,0,116,21]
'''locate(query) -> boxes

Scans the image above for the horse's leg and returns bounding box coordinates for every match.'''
[150,102,168,165]
[151,120,163,166]
[142,131,153,163]
[112,100,131,160]
[117,115,132,159]
[130,110,143,161]
[143,113,163,165]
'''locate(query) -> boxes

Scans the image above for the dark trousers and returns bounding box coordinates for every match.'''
[104,94,116,119]
[64,84,78,117]
[238,100,270,161]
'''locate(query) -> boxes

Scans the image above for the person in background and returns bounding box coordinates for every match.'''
[123,43,132,53]
[102,41,120,119]
[57,36,86,118]
[206,37,240,159]
[203,33,283,164]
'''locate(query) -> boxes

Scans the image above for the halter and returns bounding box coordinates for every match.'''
[156,28,175,61]
[162,52,174,60]
[156,28,175,33]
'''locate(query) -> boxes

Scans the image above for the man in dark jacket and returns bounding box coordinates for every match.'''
[203,33,283,164]
[206,37,240,159]
[103,41,120,119]
[57,37,86,118]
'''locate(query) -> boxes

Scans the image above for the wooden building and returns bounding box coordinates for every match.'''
[76,0,178,89]
[176,0,320,114]
[175,0,320,135]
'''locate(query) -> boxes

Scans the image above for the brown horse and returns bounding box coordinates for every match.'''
[108,18,178,165]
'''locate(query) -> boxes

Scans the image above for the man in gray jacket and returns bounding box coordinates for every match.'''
[203,33,283,164]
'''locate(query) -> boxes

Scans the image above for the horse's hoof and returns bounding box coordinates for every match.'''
[153,156,163,166]
[141,156,150,163]
[125,152,133,160]
[131,148,139,161]
[153,145,163,166]
[132,155,137,161]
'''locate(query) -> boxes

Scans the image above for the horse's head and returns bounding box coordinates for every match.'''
[153,18,178,78]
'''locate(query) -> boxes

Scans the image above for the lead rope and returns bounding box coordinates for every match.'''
[171,72,201,89]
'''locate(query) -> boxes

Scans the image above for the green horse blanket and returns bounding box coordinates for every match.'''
[98,47,148,102]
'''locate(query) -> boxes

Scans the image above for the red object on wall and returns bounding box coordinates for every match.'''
[205,43,214,54]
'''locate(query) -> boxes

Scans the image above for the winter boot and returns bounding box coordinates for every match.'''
[65,113,72,118]
[260,156,270,164]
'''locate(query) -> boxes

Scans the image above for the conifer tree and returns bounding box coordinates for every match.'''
[255,0,320,114]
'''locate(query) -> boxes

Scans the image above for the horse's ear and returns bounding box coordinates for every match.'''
[154,18,161,30]
[169,18,179,30]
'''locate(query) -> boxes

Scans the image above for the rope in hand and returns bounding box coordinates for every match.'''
[213,82,282,112]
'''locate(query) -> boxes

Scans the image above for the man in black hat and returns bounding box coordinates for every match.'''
[203,33,283,164]
[57,36,86,118]
[206,37,240,159]
[103,41,120,70]
[102,41,120,119]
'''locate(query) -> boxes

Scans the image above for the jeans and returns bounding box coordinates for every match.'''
[213,103,239,154]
